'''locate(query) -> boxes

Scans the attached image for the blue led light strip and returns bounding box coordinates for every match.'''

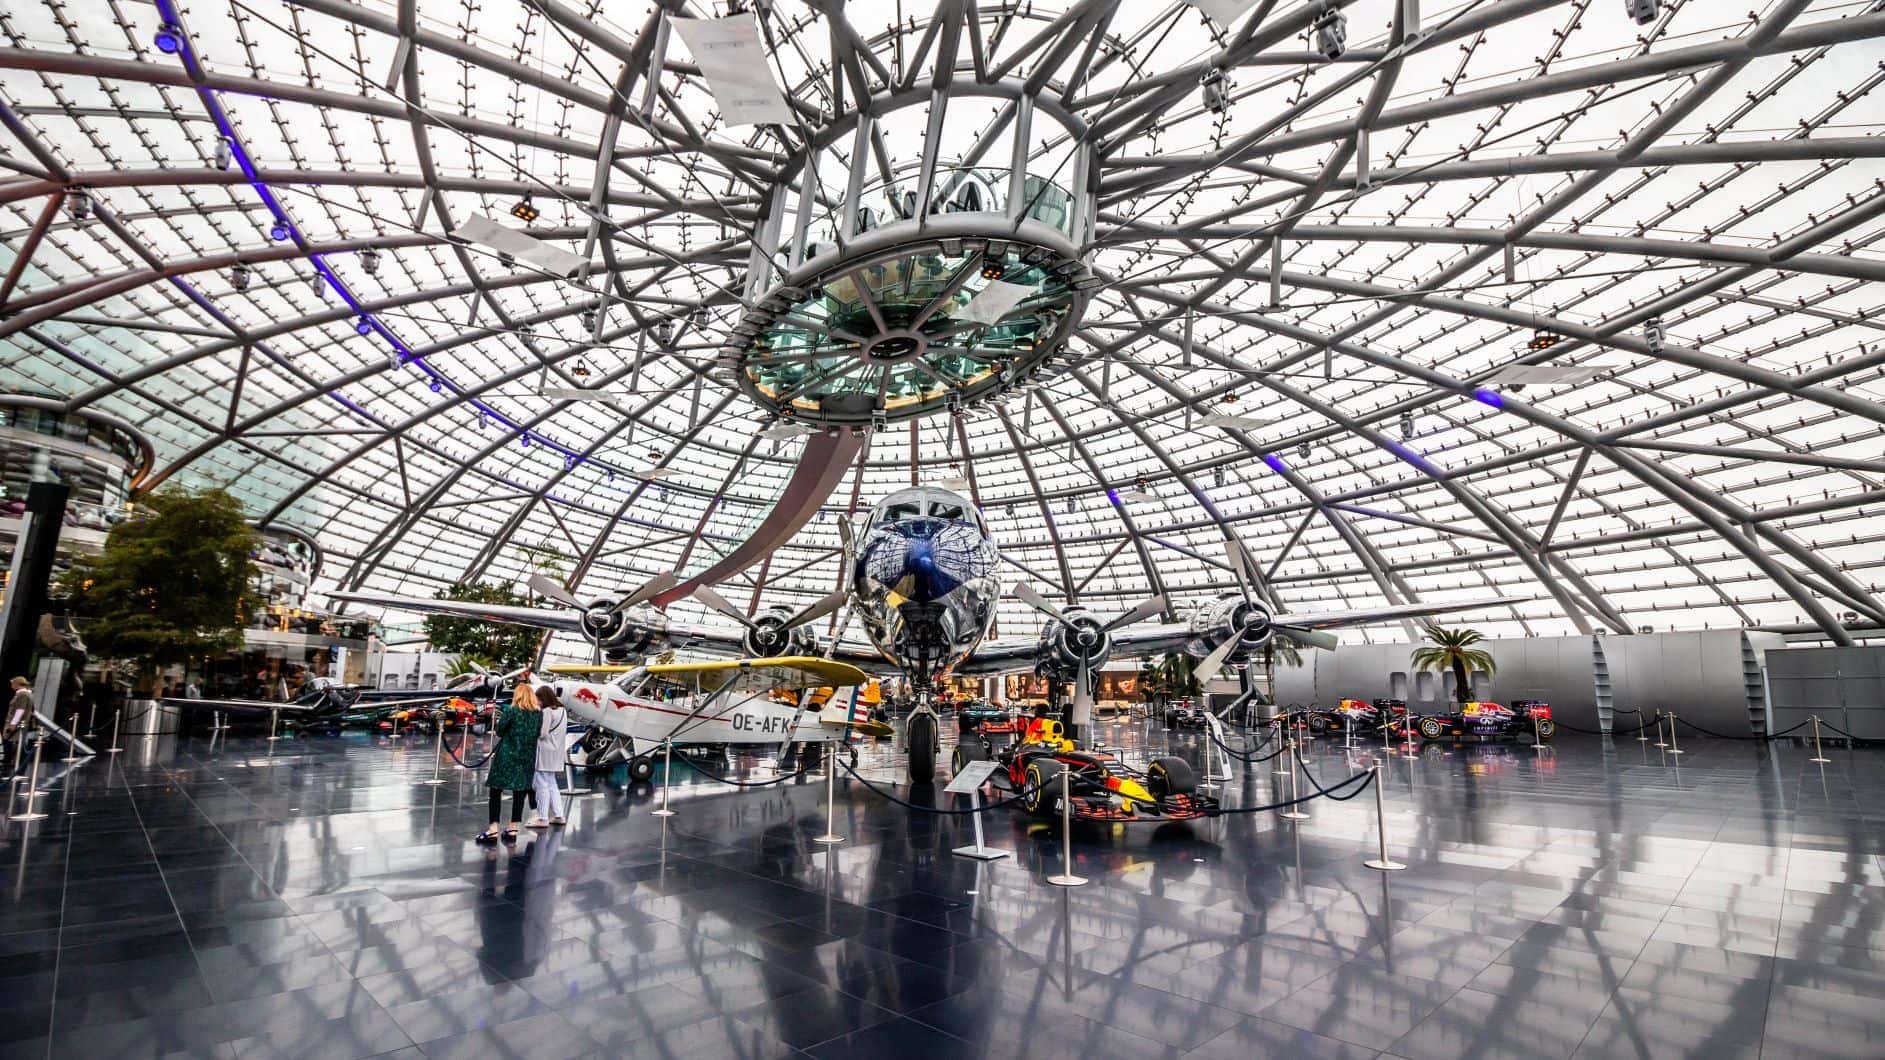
[151,0,615,476]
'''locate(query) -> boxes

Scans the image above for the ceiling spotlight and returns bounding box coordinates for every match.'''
[66,188,91,223]
[1625,0,1660,25]
[1199,67,1230,114]
[1135,475,1148,490]
[1643,316,1665,354]
[1400,412,1415,440]
[1222,391,1239,404]
[510,196,540,223]
[359,247,381,275]
[1298,441,1311,460]
[212,137,233,171]
[269,221,290,242]
[688,307,709,328]
[230,263,251,292]
[308,272,326,298]
[153,22,184,54]
[354,316,372,336]
[1527,329,1562,351]
[1213,467,1226,488]
[1313,9,1347,60]
[579,309,597,331]
[428,379,442,394]
[571,359,592,380]
[650,319,674,346]
[980,254,1006,280]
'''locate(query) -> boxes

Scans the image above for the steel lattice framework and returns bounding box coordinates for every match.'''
[2,0,1882,646]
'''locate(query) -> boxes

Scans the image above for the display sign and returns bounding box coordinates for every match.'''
[944,759,1000,794]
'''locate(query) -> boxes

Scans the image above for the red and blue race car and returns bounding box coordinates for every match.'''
[953,717,1216,821]
[1411,700,1555,744]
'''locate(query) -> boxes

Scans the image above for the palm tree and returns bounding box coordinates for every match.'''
[1410,626,1497,706]
[1136,658,1163,710]
[1158,652,1201,701]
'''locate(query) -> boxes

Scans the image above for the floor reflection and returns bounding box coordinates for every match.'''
[1,721,1881,1057]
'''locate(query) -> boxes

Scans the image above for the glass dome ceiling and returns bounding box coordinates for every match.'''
[3,0,1882,649]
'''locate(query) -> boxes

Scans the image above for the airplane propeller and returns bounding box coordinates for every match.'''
[528,570,680,660]
[688,581,847,655]
[1012,583,1168,725]
[1193,538,1338,685]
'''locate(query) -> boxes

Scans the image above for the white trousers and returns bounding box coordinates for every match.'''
[532,770,564,820]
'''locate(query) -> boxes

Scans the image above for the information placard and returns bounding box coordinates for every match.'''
[944,759,1000,794]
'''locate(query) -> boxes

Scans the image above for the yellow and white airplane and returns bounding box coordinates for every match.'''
[541,655,892,781]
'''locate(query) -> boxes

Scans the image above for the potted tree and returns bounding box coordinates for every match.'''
[58,486,258,734]
[1410,625,1497,706]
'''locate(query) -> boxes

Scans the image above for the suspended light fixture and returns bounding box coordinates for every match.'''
[1527,329,1562,351]
[1213,467,1226,488]
[153,22,184,54]
[570,359,592,381]
[651,319,674,346]
[66,188,91,223]
[1400,412,1415,440]
[212,137,233,171]
[1643,316,1665,354]
[428,379,442,394]
[359,247,381,275]
[1625,0,1660,24]
[1313,9,1348,60]
[510,195,540,223]
[579,309,597,331]
[230,263,252,292]
[1199,67,1230,114]
[354,316,373,336]
[980,254,1006,280]
[1298,441,1311,460]
[308,272,325,298]
[269,221,291,242]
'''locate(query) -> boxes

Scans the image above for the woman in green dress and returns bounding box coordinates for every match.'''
[477,681,541,844]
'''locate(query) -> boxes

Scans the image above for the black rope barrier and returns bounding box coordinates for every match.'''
[679,754,817,788]
[1810,720,1881,745]
[1208,766,1375,815]
[444,732,495,771]
[1206,720,1288,763]
[1552,714,1657,736]
[1291,745,1378,803]
[1671,716,1811,741]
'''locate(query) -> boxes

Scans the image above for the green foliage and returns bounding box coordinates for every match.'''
[1410,625,1497,705]
[422,583,541,670]
[441,653,494,681]
[58,486,259,671]
[1138,652,1201,704]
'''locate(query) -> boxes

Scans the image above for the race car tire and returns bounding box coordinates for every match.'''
[1023,758,1065,817]
[1161,711,1175,728]
[1307,714,1330,735]
[1536,718,1556,741]
[1147,756,1196,798]
[907,712,938,784]
[626,755,655,783]
[1417,716,1447,741]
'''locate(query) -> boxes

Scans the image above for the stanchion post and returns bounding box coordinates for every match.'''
[1652,710,1667,748]
[1666,712,1683,756]
[267,708,281,742]
[390,712,400,740]
[13,735,48,821]
[651,740,677,818]
[1273,716,1292,776]
[1636,709,1651,743]
[1531,712,1545,752]
[422,722,447,785]
[62,713,82,762]
[1808,715,1831,764]
[1280,734,1310,821]
[813,742,844,844]
[1363,767,1405,871]
[1047,768,1087,886]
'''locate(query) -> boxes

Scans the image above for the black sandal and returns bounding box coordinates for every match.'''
[475,829,500,845]
[501,827,519,842]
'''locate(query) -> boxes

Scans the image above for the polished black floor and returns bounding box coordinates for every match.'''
[1,717,1881,1059]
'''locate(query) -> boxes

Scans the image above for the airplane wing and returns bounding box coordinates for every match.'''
[329,591,584,631]
[958,596,1521,673]
[549,655,870,691]
[159,697,331,714]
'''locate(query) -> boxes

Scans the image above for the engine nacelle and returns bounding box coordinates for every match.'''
[594,604,672,662]
[741,605,819,659]
[1032,608,1111,682]
[1188,595,1272,661]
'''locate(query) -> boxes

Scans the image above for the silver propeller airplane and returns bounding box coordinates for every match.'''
[336,486,1507,781]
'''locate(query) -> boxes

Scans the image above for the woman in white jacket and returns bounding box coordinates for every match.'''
[527,685,568,828]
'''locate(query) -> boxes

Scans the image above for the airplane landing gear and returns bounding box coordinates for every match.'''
[903,696,940,784]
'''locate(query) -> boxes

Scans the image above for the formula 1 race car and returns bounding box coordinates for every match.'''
[1162,699,1210,729]
[956,699,1011,734]
[1411,700,1555,744]
[1305,698,1409,736]
[952,717,1217,821]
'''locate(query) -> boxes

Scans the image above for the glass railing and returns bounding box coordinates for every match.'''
[786,165,1076,267]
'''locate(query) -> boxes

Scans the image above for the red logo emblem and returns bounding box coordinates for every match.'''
[573,688,601,706]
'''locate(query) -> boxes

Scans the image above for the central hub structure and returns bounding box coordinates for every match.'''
[727,86,1101,428]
